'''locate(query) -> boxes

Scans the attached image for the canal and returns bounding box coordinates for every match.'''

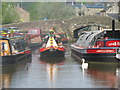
[1,44,120,88]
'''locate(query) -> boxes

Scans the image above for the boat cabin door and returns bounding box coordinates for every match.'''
[0,40,11,56]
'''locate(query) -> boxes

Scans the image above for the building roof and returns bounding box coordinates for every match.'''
[86,4,104,8]
[74,4,104,9]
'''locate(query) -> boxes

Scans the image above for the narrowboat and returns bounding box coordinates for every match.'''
[57,32,68,44]
[71,20,120,63]
[28,28,42,48]
[39,36,65,57]
[7,27,20,33]
[0,34,32,66]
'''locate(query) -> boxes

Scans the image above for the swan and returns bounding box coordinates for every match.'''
[81,58,88,69]
[116,54,120,59]
[81,58,88,78]
[116,68,118,76]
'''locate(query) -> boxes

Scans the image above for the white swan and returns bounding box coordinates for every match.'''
[81,58,88,79]
[116,54,120,59]
[116,48,120,59]
[116,68,118,77]
[81,58,88,69]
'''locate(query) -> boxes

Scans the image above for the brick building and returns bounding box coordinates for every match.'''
[16,4,30,22]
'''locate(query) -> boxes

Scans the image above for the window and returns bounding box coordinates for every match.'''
[11,39,28,52]
[29,30,38,34]
[75,33,86,45]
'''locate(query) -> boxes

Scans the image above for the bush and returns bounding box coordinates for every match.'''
[2,2,20,24]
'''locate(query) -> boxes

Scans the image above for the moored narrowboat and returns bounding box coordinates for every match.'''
[28,28,42,48]
[39,35,65,58]
[71,29,120,63]
[0,35,32,66]
[57,32,68,44]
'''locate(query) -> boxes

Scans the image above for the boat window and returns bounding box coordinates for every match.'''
[14,34,23,37]
[82,33,94,47]
[79,27,91,31]
[11,39,28,52]
[59,34,65,38]
[90,37,96,46]
[85,32,93,40]
[8,27,18,30]
[75,32,92,47]
[83,31,100,47]
[75,34,86,45]
[88,31,105,46]
[104,30,120,39]
[29,30,38,34]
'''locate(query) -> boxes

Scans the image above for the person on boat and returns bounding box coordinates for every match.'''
[42,27,62,47]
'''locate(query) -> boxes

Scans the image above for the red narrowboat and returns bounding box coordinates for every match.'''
[28,28,42,48]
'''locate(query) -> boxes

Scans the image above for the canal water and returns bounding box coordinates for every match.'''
[1,44,120,88]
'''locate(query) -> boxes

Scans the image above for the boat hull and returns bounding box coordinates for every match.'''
[0,53,32,66]
[40,49,65,57]
[29,43,42,49]
[71,49,120,63]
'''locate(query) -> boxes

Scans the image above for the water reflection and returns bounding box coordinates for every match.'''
[40,57,65,88]
[1,59,32,88]
[72,55,119,88]
[2,74,11,88]
[87,63,119,88]
[40,57,65,65]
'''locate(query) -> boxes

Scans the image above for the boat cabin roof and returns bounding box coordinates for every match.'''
[75,30,120,47]
[0,34,26,42]
[75,31,101,47]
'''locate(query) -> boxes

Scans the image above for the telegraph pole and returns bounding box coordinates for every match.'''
[20,0,22,8]
[118,1,120,22]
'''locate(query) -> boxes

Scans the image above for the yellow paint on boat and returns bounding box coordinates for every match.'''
[0,40,11,56]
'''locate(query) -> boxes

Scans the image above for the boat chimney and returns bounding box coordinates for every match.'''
[112,19,115,38]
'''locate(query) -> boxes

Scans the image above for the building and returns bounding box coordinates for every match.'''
[16,4,30,22]
[100,2,120,21]
[76,4,104,16]
[105,2,119,14]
